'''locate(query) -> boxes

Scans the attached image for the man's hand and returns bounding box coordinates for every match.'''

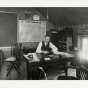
[63,52,74,58]
[54,51,74,58]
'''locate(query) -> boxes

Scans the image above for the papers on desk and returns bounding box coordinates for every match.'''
[23,52,74,62]
[24,53,40,62]
[24,53,51,62]
[44,57,51,61]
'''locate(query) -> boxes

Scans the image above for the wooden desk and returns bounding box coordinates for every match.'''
[24,53,74,80]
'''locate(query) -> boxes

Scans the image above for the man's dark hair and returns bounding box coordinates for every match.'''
[45,34,51,38]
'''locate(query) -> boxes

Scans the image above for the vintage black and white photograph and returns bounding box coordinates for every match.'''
[0,7,88,80]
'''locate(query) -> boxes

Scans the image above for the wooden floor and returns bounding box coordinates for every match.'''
[0,61,27,80]
[46,67,65,80]
[0,59,66,80]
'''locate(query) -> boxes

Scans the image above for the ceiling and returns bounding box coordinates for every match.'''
[35,7,88,26]
[0,7,88,26]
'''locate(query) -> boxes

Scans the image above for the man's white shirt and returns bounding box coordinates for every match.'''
[36,42,63,55]
[36,41,74,57]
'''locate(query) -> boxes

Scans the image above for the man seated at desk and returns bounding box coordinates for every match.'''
[24,34,74,63]
[36,35,65,61]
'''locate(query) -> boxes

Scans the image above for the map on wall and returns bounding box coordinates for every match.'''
[18,20,46,42]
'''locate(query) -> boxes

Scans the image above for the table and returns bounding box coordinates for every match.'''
[23,53,75,80]
[0,57,27,80]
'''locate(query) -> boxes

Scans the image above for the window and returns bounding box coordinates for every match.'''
[78,36,88,61]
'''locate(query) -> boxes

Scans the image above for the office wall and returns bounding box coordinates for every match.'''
[17,9,47,49]
[0,8,55,49]
[0,13,17,47]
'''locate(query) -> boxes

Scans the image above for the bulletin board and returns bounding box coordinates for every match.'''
[18,20,46,43]
[0,13,17,46]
